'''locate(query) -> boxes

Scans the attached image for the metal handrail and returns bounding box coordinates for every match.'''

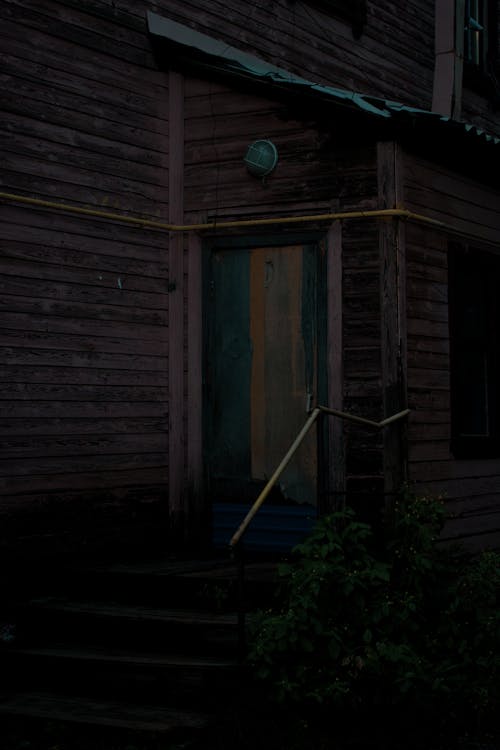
[229,404,410,660]
[229,405,410,548]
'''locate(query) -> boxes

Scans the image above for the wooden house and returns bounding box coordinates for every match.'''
[2,0,500,562]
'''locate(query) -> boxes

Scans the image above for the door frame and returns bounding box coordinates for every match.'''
[201,229,340,525]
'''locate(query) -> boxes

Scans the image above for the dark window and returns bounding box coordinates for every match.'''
[307,0,367,38]
[448,244,500,458]
[464,0,487,67]
[463,0,500,101]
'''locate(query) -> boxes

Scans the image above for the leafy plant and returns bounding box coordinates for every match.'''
[247,489,500,744]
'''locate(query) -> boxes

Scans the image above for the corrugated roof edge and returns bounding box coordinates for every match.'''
[147,11,500,148]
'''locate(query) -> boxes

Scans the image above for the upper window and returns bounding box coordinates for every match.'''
[448,244,500,458]
[463,0,499,98]
[464,0,487,67]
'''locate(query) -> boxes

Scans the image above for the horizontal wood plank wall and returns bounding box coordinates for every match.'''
[155,0,498,150]
[153,0,500,137]
[0,0,170,556]
[184,78,378,219]
[4,0,498,171]
[404,152,500,550]
[184,82,339,220]
[150,0,435,113]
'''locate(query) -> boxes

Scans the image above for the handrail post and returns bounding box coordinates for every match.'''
[226,405,410,659]
[232,538,247,663]
[228,407,322,660]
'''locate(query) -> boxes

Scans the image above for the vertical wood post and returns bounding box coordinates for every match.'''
[378,142,408,505]
[325,221,345,512]
[187,229,205,547]
[432,0,464,118]
[168,71,185,541]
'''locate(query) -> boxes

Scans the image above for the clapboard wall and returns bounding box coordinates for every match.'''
[0,0,171,556]
[8,0,496,139]
[3,0,500,555]
[150,0,500,139]
[3,0,500,154]
[151,0,436,117]
[0,0,386,554]
[404,152,500,550]
[0,0,391,555]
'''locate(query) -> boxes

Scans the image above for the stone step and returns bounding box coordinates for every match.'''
[51,557,280,611]
[0,556,275,746]
[14,598,240,656]
[0,690,210,736]
[2,644,242,705]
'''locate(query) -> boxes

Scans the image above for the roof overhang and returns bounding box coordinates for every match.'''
[147,11,500,155]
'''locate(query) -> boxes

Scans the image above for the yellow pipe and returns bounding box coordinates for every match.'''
[0,190,448,233]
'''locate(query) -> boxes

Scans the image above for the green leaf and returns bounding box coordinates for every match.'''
[372,563,391,581]
[328,636,341,659]
[300,636,314,653]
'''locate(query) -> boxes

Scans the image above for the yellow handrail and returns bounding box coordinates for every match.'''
[230,408,322,548]
[318,405,411,428]
[229,406,410,548]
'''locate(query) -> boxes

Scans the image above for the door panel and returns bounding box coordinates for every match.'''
[208,249,252,479]
[206,242,321,545]
[248,246,317,504]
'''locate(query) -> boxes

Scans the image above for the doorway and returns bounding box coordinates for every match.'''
[204,240,326,550]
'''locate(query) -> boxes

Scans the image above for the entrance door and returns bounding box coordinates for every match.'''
[205,242,325,550]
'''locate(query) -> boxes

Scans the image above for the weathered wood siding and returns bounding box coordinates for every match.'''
[183,79,357,220]
[152,0,436,114]
[1,0,390,551]
[3,0,500,554]
[13,0,492,139]
[0,0,170,554]
[404,152,500,550]
[342,217,385,520]
[151,0,500,138]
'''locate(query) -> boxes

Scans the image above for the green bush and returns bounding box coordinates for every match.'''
[247,490,500,743]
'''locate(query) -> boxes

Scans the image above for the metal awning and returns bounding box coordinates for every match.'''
[147,11,500,149]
